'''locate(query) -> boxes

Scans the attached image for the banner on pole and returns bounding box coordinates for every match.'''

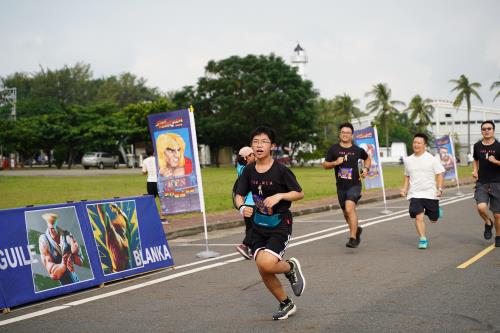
[354,127,383,189]
[435,135,457,180]
[148,109,202,215]
[0,195,173,309]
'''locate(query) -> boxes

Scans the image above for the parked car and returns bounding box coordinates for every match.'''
[82,152,119,169]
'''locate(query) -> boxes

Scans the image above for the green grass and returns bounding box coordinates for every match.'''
[0,166,473,213]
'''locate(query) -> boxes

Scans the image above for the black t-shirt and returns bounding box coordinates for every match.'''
[473,139,500,183]
[325,143,368,188]
[235,161,302,215]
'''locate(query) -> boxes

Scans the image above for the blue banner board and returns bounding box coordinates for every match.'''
[0,195,173,309]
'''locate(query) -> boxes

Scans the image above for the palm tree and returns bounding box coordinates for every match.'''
[365,83,405,152]
[491,76,500,102]
[449,74,482,154]
[405,95,435,133]
[333,93,366,124]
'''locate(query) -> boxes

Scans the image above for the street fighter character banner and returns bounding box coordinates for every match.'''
[148,108,204,215]
[354,126,383,189]
[0,195,173,309]
[435,135,457,180]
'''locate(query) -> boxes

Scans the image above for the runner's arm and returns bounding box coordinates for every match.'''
[400,176,409,197]
[39,238,67,280]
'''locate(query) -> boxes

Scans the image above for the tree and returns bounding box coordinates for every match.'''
[123,98,178,143]
[405,95,434,133]
[174,54,318,165]
[449,74,482,154]
[365,83,405,151]
[491,76,500,102]
[313,98,338,150]
[332,93,366,124]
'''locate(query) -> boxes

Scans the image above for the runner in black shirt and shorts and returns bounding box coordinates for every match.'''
[235,126,306,320]
[323,123,371,248]
[472,120,500,247]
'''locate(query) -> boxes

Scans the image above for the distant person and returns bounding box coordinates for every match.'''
[38,213,84,285]
[323,122,371,248]
[235,126,306,320]
[156,133,193,177]
[235,146,256,259]
[142,146,158,198]
[400,133,445,249]
[472,120,500,247]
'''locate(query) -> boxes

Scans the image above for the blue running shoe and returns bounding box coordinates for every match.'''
[418,238,428,249]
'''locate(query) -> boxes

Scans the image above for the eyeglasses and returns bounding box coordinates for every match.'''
[481,127,494,131]
[340,131,353,135]
[252,140,271,145]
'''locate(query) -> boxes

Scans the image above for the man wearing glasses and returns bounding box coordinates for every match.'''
[323,122,371,248]
[473,120,500,247]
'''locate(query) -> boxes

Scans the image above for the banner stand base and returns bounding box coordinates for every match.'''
[380,209,392,215]
[2,308,10,314]
[196,250,220,258]
[455,191,464,196]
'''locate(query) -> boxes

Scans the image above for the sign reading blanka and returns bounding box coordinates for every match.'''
[0,196,174,309]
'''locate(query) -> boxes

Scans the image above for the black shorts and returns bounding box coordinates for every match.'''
[337,184,362,210]
[474,182,500,213]
[251,211,292,260]
[147,181,158,197]
[409,198,440,221]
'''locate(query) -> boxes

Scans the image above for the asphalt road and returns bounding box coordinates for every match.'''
[1,185,499,333]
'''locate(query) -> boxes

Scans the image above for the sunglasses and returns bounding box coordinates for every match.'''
[481,127,494,131]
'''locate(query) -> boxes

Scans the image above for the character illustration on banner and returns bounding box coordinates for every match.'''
[359,143,378,178]
[38,213,84,286]
[87,201,142,275]
[156,132,193,177]
[438,146,454,172]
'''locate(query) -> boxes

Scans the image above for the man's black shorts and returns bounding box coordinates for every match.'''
[409,198,439,221]
[251,211,292,260]
[337,184,362,210]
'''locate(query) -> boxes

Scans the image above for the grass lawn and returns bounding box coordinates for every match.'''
[0,165,473,212]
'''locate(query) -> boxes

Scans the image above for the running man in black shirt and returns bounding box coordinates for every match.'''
[323,123,371,248]
[235,126,306,320]
[472,120,500,247]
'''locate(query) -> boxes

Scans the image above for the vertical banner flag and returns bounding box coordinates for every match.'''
[354,127,383,189]
[147,109,202,215]
[435,135,457,180]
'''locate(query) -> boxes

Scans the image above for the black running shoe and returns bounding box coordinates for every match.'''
[285,258,306,297]
[495,236,500,248]
[484,221,493,240]
[356,226,363,245]
[272,299,296,320]
[346,237,358,248]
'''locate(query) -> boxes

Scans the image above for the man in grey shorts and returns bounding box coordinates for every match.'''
[472,120,500,247]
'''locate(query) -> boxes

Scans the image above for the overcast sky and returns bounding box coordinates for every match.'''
[1,0,499,110]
